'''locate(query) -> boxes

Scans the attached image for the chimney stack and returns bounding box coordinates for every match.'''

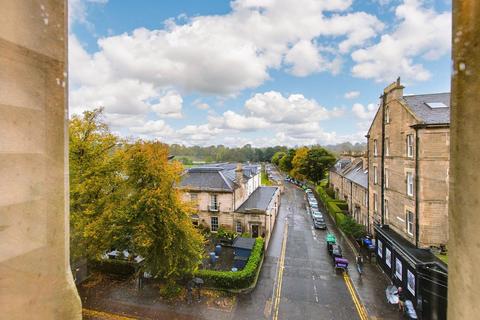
[236,163,244,184]
[383,77,404,101]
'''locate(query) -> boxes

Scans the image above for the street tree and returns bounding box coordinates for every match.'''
[69,108,125,261]
[122,141,204,281]
[304,147,336,183]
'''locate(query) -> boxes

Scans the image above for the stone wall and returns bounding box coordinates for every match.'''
[0,1,82,318]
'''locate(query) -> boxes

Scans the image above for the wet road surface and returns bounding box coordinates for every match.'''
[234,182,361,320]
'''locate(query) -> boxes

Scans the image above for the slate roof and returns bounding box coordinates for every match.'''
[344,161,368,189]
[330,158,352,173]
[402,93,450,125]
[178,163,260,192]
[233,237,256,250]
[236,186,279,213]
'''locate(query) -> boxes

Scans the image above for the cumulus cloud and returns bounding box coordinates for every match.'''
[344,91,360,99]
[244,91,342,124]
[352,103,378,120]
[351,0,451,82]
[151,91,183,119]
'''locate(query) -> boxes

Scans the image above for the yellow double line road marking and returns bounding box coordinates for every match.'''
[272,219,289,320]
[343,272,369,320]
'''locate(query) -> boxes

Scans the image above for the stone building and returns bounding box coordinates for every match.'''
[178,163,280,248]
[329,158,369,231]
[368,79,448,319]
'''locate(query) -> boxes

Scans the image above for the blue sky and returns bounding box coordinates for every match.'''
[69,0,452,147]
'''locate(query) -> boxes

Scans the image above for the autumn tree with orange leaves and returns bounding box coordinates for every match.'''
[69,109,203,281]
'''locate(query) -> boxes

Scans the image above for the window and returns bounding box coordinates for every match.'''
[210,194,218,210]
[407,210,414,235]
[374,166,378,184]
[373,193,378,213]
[385,137,390,156]
[407,270,416,295]
[406,172,414,196]
[385,105,390,123]
[364,192,368,206]
[236,221,242,233]
[395,258,403,280]
[406,134,414,158]
[190,193,198,201]
[377,239,383,258]
[384,199,389,220]
[211,217,219,231]
[385,168,389,188]
[373,139,378,157]
[386,247,392,268]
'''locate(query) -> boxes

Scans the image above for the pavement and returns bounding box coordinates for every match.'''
[80,168,402,320]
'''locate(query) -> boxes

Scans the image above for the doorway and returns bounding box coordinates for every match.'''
[251,225,259,238]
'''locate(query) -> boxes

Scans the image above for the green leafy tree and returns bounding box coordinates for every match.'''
[304,147,336,183]
[69,108,125,261]
[271,151,286,166]
[279,149,296,173]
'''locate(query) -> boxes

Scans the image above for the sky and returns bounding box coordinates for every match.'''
[69,0,452,147]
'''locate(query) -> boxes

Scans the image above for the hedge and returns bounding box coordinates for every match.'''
[194,237,264,289]
[90,259,138,276]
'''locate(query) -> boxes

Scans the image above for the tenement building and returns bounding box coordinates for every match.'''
[329,157,369,232]
[368,79,448,319]
[178,163,280,248]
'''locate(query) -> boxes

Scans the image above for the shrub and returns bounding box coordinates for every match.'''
[90,259,138,276]
[194,237,264,289]
[159,280,183,299]
[339,216,367,238]
[325,186,335,198]
[335,202,349,211]
[215,227,238,242]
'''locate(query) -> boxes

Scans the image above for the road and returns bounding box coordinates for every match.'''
[234,181,364,320]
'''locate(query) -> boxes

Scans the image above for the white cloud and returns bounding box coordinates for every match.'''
[151,91,183,119]
[344,91,360,99]
[285,40,327,77]
[130,120,175,138]
[209,111,270,131]
[351,0,451,82]
[244,91,341,124]
[352,103,378,120]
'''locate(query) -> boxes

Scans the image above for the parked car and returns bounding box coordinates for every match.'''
[311,209,322,221]
[305,188,313,194]
[313,216,327,229]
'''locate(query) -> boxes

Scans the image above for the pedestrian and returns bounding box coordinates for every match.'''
[356,255,364,275]
[395,286,406,312]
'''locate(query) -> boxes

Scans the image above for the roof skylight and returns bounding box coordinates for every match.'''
[426,102,448,109]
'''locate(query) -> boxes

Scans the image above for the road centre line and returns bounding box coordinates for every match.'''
[272,218,289,320]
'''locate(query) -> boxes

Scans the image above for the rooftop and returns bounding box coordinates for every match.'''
[233,237,256,250]
[402,92,451,125]
[236,186,279,213]
[178,163,260,192]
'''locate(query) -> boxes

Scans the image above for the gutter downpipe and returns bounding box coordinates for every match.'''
[365,134,370,234]
[415,127,420,248]
[381,94,386,226]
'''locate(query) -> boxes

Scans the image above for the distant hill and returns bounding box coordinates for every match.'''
[323,142,367,155]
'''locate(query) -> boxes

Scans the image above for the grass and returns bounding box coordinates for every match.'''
[261,167,272,186]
